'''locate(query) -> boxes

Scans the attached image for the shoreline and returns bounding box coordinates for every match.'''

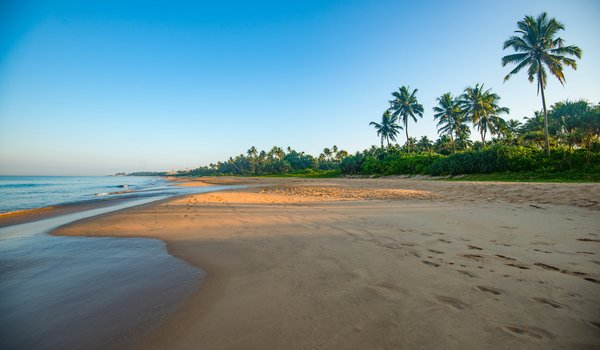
[51,177,600,349]
[0,196,151,228]
[0,176,247,228]
[0,179,248,349]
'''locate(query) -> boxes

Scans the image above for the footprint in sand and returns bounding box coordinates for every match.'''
[422,260,439,267]
[438,239,452,243]
[457,270,478,278]
[506,263,530,270]
[502,325,554,340]
[434,296,467,310]
[382,243,402,250]
[560,269,587,277]
[467,245,483,250]
[461,254,484,261]
[475,286,503,295]
[428,249,444,255]
[531,297,563,309]
[366,283,407,300]
[409,251,422,258]
[534,262,560,271]
[495,254,516,261]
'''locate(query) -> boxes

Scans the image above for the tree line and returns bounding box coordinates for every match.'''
[172,12,597,179]
[371,12,584,156]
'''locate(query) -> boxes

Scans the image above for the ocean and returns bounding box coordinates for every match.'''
[0,177,241,348]
[0,175,168,213]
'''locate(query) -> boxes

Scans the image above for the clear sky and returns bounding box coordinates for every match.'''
[1,0,598,175]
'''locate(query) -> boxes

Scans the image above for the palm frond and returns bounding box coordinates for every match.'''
[501,52,529,66]
[548,45,582,59]
[504,57,532,81]
[503,36,531,51]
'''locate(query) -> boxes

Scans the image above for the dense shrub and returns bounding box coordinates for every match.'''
[340,153,365,174]
[360,153,441,175]
[428,145,599,175]
[339,145,599,177]
[176,144,599,179]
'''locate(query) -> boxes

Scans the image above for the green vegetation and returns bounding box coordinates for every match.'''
[369,111,402,147]
[388,86,424,153]
[179,146,348,177]
[461,84,509,145]
[165,12,597,183]
[174,97,599,182]
[502,12,582,155]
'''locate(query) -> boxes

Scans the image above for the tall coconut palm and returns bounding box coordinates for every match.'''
[433,93,466,153]
[369,110,402,147]
[417,136,433,153]
[502,12,582,155]
[461,84,509,145]
[389,86,424,153]
[504,119,523,144]
[321,147,332,162]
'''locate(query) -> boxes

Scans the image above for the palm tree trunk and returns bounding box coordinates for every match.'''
[454,126,460,152]
[538,68,551,156]
[381,136,384,148]
[405,124,410,153]
[450,134,456,153]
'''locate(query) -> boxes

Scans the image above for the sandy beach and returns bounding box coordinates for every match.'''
[51,177,600,349]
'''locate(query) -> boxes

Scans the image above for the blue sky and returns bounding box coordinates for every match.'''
[1,0,598,175]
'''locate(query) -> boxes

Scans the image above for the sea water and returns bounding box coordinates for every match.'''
[0,176,167,213]
[0,180,241,349]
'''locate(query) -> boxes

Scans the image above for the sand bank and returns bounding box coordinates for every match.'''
[53,177,600,349]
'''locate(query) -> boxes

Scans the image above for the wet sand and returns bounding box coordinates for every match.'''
[0,196,203,350]
[0,198,134,228]
[52,177,600,349]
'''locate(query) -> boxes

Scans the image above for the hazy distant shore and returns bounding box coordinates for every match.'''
[50,177,600,349]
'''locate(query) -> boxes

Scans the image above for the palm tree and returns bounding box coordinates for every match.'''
[389,86,424,153]
[461,84,509,145]
[433,93,466,153]
[551,100,595,151]
[417,136,433,153]
[247,146,258,174]
[502,12,582,155]
[405,137,417,153]
[369,110,402,147]
[269,146,285,161]
[504,119,523,144]
[322,147,332,161]
[335,149,349,161]
[434,135,454,155]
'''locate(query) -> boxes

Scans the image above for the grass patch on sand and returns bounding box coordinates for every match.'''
[259,169,342,178]
[445,171,600,183]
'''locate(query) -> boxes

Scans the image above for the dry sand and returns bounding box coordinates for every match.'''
[53,177,600,349]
